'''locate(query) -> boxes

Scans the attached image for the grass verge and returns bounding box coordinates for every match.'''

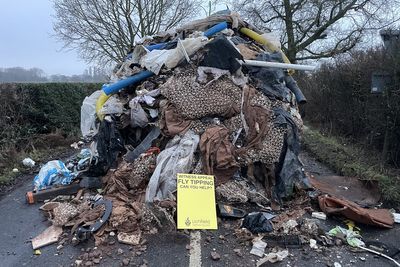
[302,126,400,206]
[0,141,76,185]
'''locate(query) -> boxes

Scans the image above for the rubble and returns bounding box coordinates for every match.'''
[210,251,221,261]
[250,239,268,257]
[312,212,327,220]
[257,249,289,265]
[117,231,141,246]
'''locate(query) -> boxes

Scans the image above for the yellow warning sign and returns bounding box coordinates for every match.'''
[177,173,217,230]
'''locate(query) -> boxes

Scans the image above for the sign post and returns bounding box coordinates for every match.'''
[177,173,217,230]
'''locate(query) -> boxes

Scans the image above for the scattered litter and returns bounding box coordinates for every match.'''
[210,251,221,261]
[33,249,41,255]
[33,160,76,191]
[328,226,365,247]
[12,168,19,173]
[300,218,320,236]
[242,212,275,234]
[31,225,63,250]
[257,250,289,266]
[117,231,141,246]
[309,239,318,249]
[333,262,342,267]
[217,203,247,218]
[70,141,84,149]
[250,239,268,257]
[312,211,326,220]
[73,199,112,242]
[233,248,243,257]
[282,219,298,234]
[22,158,35,168]
[265,235,302,248]
[393,213,400,223]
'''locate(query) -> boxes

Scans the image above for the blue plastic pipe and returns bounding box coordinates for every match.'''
[146,42,168,51]
[102,70,154,95]
[203,21,228,37]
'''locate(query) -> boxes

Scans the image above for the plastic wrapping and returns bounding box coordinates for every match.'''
[22,158,35,168]
[140,36,208,75]
[33,160,76,190]
[145,130,199,202]
[242,212,275,234]
[80,90,103,137]
[129,100,149,128]
[99,95,124,115]
[273,108,311,200]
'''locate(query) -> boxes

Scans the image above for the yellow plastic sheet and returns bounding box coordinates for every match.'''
[95,91,110,120]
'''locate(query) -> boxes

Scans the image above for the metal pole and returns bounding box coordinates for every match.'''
[242,59,316,71]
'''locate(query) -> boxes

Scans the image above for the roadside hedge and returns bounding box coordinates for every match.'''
[0,83,100,168]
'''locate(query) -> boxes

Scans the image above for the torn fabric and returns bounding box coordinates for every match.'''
[200,126,239,184]
[318,195,394,228]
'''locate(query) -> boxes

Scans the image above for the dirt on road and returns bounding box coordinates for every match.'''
[0,151,398,267]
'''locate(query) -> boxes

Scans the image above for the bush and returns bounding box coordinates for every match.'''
[298,48,400,167]
[0,83,100,175]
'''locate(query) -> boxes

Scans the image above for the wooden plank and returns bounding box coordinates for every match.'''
[31,225,63,250]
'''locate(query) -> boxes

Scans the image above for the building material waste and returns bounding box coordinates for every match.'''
[26,12,396,260]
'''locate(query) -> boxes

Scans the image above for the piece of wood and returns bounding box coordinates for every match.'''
[31,225,63,250]
[74,188,84,201]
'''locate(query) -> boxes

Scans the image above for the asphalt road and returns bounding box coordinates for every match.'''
[0,152,399,267]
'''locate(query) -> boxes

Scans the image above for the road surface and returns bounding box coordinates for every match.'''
[0,152,398,267]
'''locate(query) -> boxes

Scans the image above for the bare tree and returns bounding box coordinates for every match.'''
[53,0,201,65]
[233,0,400,62]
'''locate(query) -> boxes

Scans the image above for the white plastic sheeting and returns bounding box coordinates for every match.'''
[145,130,199,202]
[80,90,103,137]
[99,95,125,115]
[140,36,209,75]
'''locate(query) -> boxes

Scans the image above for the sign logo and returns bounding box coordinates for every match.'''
[177,173,217,230]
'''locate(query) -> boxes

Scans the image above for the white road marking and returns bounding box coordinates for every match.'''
[189,231,202,267]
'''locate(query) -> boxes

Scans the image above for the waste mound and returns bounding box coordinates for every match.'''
[31,11,315,246]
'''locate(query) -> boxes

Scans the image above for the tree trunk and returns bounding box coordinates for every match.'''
[283,0,297,63]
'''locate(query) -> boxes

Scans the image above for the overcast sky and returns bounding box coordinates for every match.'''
[0,0,87,75]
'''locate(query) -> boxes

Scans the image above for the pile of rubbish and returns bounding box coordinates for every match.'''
[25,11,399,266]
